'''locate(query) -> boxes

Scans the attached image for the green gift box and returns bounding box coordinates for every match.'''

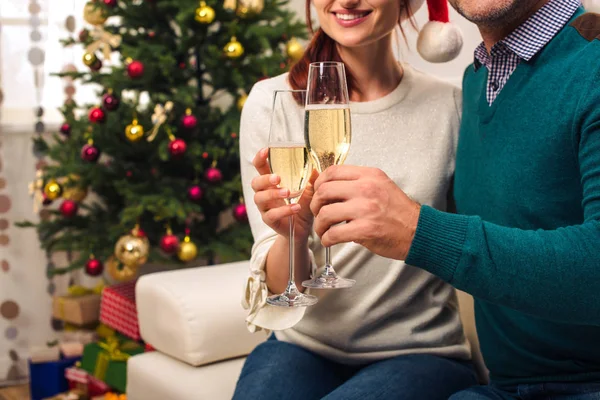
[80,336,143,393]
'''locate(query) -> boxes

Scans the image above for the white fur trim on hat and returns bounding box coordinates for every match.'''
[417,20,463,63]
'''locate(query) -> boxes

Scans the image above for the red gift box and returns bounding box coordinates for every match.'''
[99,280,140,341]
[65,367,110,397]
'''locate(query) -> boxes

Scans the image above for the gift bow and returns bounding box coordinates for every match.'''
[67,281,104,297]
[97,337,132,362]
[147,101,174,142]
[86,27,122,61]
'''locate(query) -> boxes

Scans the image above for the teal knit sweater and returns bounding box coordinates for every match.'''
[406,10,600,385]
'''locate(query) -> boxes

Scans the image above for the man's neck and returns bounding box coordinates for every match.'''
[479,0,550,52]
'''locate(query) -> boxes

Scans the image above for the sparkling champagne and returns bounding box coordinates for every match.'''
[305,105,351,172]
[268,144,313,204]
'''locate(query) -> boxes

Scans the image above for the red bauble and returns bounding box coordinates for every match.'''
[181,114,197,130]
[233,203,248,222]
[59,200,79,218]
[168,138,187,158]
[188,185,203,202]
[88,107,106,124]
[103,0,118,7]
[42,193,53,206]
[160,234,180,254]
[79,29,89,42]
[127,60,145,79]
[90,59,103,71]
[85,258,104,276]
[81,144,101,163]
[204,167,223,183]
[59,123,71,136]
[102,93,120,111]
[136,228,147,238]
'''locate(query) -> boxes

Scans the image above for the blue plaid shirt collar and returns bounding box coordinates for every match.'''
[474,0,581,70]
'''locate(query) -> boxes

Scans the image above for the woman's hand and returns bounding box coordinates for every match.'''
[251,148,317,242]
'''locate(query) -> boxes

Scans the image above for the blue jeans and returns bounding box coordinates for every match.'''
[450,382,600,399]
[233,336,478,400]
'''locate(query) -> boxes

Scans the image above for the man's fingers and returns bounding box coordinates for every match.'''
[251,173,280,193]
[252,148,271,175]
[320,220,364,247]
[310,181,359,216]
[313,165,365,191]
[313,202,356,238]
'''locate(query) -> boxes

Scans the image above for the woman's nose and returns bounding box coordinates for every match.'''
[336,0,360,9]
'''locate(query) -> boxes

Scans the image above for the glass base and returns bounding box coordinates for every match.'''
[302,273,356,289]
[267,291,318,308]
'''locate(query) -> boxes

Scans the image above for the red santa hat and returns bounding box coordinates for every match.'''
[410,0,463,63]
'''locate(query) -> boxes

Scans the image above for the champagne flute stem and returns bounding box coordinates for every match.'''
[286,214,299,295]
[324,246,333,276]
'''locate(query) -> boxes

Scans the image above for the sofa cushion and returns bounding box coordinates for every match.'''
[136,261,267,367]
[127,351,245,400]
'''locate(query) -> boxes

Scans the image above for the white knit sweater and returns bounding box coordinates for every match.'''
[239,64,471,364]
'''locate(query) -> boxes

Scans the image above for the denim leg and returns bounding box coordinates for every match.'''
[449,386,518,400]
[322,354,479,400]
[520,381,600,400]
[232,338,346,400]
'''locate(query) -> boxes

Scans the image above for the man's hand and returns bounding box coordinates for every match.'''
[310,165,421,260]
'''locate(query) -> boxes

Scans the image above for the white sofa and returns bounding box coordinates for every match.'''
[127,261,486,400]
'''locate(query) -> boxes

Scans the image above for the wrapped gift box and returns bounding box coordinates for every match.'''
[65,366,110,397]
[42,389,86,400]
[30,344,61,364]
[52,294,101,326]
[62,329,98,345]
[80,338,144,393]
[29,355,81,400]
[99,281,139,340]
[60,342,85,358]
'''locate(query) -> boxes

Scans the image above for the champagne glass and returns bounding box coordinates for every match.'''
[266,90,318,308]
[302,62,355,289]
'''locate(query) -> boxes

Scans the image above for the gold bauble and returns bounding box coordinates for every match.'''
[236,0,264,17]
[236,94,248,111]
[177,236,198,262]
[106,256,138,282]
[83,2,108,26]
[63,187,88,202]
[114,233,149,267]
[82,52,98,67]
[286,38,304,62]
[44,180,63,200]
[224,37,244,59]
[125,119,145,142]
[195,1,215,24]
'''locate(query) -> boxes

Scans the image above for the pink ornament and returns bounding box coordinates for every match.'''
[168,138,187,158]
[60,200,79,218]
[188,185,203,201]
[160,234,179,254]
[233,203,248,222]
[102,93,120,111]
[85,258,104,276]
[127,60,145,79]
[81,144,101,163]
[88,107,106,124]
[103,0,118,7]
[59,123,71,136]
[181,114,197,130]
[204,167,222,183]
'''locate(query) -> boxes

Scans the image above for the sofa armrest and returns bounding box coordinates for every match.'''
[136,261,268,367]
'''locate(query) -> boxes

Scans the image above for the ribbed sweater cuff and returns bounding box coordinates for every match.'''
[405,205,469,283]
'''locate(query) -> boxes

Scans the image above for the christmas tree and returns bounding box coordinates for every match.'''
[18,0,306,279]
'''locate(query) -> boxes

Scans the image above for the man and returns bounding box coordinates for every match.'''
[310,0,600,398]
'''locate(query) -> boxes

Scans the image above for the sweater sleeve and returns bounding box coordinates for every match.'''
[239,83,312,332]
[405,74,600,326]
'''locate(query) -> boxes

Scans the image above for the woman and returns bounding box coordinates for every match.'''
[234,0,477,398]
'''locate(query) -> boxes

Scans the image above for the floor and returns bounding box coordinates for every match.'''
[0,384,29,400]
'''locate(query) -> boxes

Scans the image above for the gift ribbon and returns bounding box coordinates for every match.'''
[93,337,138,380]
[86,27,122,61]
[146,101,173,142]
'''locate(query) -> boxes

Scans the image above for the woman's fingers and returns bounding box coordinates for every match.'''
[262,204,301,228]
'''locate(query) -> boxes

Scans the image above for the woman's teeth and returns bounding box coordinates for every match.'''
[335,12,368,20]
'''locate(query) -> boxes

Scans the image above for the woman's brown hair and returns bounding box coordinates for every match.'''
[288,0,416,96]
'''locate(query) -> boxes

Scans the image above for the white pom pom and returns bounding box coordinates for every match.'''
[417,21,464,63]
